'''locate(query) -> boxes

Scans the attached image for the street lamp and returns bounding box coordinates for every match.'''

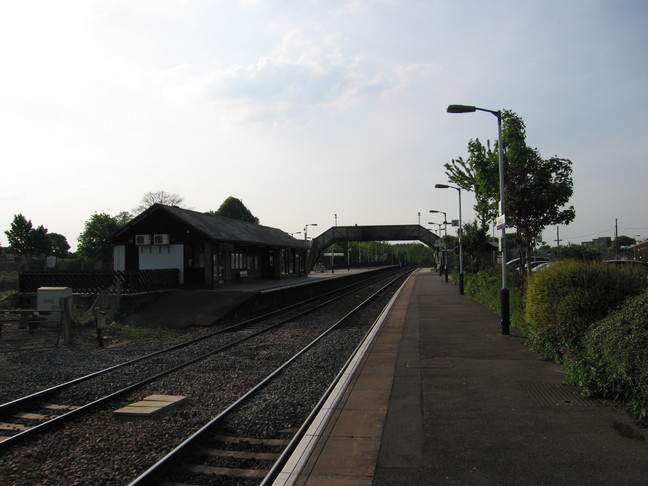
[304,224,318,241]
[289,231,302,237]
[428,220,447,280]
[429,210,449,282]
[447,104,509,334]
[429,210,447,224]
[433,186,463,294]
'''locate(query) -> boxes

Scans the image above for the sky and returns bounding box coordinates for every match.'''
[1,0,647,252]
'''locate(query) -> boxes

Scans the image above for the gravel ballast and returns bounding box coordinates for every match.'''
[0,274,405,485]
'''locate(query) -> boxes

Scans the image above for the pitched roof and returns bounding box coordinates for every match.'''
[109,204,309,249]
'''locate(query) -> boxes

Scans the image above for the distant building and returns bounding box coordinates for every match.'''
[631,240,648,261]
[582,236,612,250]
[108,204,310,288]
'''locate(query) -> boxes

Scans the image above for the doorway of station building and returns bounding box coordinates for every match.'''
[263,252,275,279]
[212,251,226,285]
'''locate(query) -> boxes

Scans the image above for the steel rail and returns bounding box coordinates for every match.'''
[261,270,412,485]
[128,269,412,485]
[0,268,397,415]
[0,269,402,450]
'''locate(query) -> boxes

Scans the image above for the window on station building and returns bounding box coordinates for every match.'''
[231,251,249,270]
[288,248,294,274]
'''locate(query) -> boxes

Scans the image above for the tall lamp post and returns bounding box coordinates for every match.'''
[428,221,447,280]
[429,210,448,282]
[304,223,318,242]
[447,104,509,334]
[433,186,463,294]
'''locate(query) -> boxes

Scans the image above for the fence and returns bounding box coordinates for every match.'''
[18,269,180,294]
[0,297,72,352]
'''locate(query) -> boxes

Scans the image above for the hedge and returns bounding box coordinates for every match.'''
[522,260,646,360]
[566,293,648,424]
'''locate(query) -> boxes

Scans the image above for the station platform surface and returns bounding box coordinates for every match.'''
[275,268,648,485]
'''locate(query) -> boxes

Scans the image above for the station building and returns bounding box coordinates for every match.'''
[109,204,311,288]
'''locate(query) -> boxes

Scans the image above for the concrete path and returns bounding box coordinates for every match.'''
[284,269,648,485]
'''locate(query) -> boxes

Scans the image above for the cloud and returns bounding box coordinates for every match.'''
[194,28,440,125]
[200,29,367,122]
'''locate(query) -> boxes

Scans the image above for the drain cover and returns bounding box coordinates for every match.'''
[521,383,600,406]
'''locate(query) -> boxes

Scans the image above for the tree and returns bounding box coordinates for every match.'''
[461,220,492,272]
[77,213,126,265]
[4,214,52,256]
[556,244,601,262]
[48,233,71,258]
[211,197,259,224]
[444,110,575,274]
[612,235,636,255]
[444,138,498,228]
[132,190,186,215]
[5,214,35,255]
[30,225,52,256]
[114,211,133,225]
[499,111,575,272]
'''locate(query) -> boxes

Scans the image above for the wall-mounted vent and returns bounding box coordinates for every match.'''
[135,235,152,246]
[153,234,170,245]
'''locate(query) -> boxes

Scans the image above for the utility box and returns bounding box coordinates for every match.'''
[37,287,73,320]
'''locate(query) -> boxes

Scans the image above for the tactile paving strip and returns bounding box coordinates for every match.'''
[406,358,454,369]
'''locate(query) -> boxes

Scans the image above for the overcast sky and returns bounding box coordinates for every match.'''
[1,0,646,251]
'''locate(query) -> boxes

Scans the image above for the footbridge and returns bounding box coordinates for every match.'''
[307,225,439,272]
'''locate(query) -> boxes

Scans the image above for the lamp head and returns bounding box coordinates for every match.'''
[435,184,450,189]
[447,104,476,113]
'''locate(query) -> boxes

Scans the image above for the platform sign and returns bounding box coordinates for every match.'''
[496,214,506,230]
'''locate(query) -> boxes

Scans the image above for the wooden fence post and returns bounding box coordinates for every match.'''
[60,296,72,344]
[93,308,106,347]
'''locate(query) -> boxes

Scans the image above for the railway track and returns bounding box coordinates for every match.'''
[0,268,404,452]
[129,269,412,485]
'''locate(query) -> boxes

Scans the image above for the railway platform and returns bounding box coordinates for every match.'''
[275,268,648,485]
[120,267,382,329]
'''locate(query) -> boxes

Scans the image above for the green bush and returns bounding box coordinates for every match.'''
[464,267,525,327]
[464,267,500,311]
[523,260,646,360]
[0,289,20,309]
[570,293,648,424]
[0,271,19,292]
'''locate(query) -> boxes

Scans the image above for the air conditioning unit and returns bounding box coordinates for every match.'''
[153,234,170,245]
[135,235,151,246]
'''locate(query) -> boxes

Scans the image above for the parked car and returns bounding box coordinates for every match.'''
[506,257,551,270]
[604,260,647,267]
[531,261,554,272]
